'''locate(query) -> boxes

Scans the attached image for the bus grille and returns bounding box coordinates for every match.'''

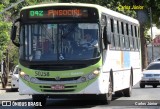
[36,76,80,81]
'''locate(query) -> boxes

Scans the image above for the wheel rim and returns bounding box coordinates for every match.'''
[108,78,112,99]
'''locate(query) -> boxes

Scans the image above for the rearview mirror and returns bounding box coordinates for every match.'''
[11,26,17,40]
[11,18,20,47]
[103,26,110,49]
[103,26,111,44]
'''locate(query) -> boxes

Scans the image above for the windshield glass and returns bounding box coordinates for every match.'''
[146,63,160,70]
[19,23,100,61]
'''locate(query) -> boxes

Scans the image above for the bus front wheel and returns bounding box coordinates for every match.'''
[32,95,47,106]
[101,76,113,104]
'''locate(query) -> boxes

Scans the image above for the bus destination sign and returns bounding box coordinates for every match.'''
[29,9,88,18]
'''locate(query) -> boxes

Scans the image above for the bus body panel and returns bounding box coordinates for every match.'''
[19,71,110,94]
[103,49,141,92]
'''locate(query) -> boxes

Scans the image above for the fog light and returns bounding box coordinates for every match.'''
[81,77,86,82]
[88,73,96,80]
[30,77,37,83]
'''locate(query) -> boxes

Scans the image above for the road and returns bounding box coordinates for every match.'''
[0,83,160,109]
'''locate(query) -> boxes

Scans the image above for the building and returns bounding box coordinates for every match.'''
[147,25,160,63]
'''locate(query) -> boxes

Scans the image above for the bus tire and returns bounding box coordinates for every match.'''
[32,95,47,106]
[101,75,113,104]
[115,90,123,97]
[123,73,132,97]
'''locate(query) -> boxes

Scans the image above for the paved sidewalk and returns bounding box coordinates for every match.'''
[0,83,6,94]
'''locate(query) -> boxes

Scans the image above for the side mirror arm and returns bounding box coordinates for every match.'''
[12,40,20,47]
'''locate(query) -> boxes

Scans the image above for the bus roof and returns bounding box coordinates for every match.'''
[21,3,139,25]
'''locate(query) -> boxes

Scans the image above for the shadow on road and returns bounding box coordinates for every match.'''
[0,87,18,93]
[133,86,160,89]
[10,94,124,109]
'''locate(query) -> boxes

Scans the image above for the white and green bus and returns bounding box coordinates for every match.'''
[11,3,142,105]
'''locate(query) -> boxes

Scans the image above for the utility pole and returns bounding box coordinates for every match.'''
[149,7,154,61]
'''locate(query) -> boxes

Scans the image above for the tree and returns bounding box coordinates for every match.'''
[0,4,11,61]
[131,0,160,68]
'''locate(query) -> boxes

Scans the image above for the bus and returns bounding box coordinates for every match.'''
[11,3,142,105]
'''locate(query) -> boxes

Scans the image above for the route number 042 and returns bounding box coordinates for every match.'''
[30,10,44,17]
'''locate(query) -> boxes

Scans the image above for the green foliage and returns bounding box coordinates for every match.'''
[0,4,11,61]
[59,0,136,18]
[7,42,19,65]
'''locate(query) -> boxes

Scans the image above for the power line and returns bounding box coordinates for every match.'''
[0,0,25,14]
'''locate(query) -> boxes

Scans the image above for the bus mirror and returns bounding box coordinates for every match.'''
[103,26,111,46]
[11,25,17,40]
[11,25,20,47]
[103,27,107,49]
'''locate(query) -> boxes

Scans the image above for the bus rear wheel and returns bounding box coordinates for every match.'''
[123,74,132,97]
[32,95,47,106]
[115,90,123,97]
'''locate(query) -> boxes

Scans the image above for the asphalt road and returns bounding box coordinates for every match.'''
[0,83,160,109]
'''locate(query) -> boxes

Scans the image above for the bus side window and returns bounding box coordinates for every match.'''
[133,25,138,50]
[114,19,120,50]
[107,17,111,44]
[110,18,115,49]
[117,20,121,49]
[125,23,130,50]
[120,21,124,50]
[130,24,134,50]
[134,26,140,49]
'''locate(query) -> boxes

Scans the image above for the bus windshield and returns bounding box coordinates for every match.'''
[20,23,100,61]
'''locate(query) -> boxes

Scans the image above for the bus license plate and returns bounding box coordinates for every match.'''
[51,85,64,90]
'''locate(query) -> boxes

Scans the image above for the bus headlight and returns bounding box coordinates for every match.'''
[20,71,30,81]
[30,77,38,83]
[20,71,25,76]
[88,73,96,80]
[88,69,100,80]
[19,71,38,83]
[81,77,86,82]
[79,69,100,82]
[93,69,100,75]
